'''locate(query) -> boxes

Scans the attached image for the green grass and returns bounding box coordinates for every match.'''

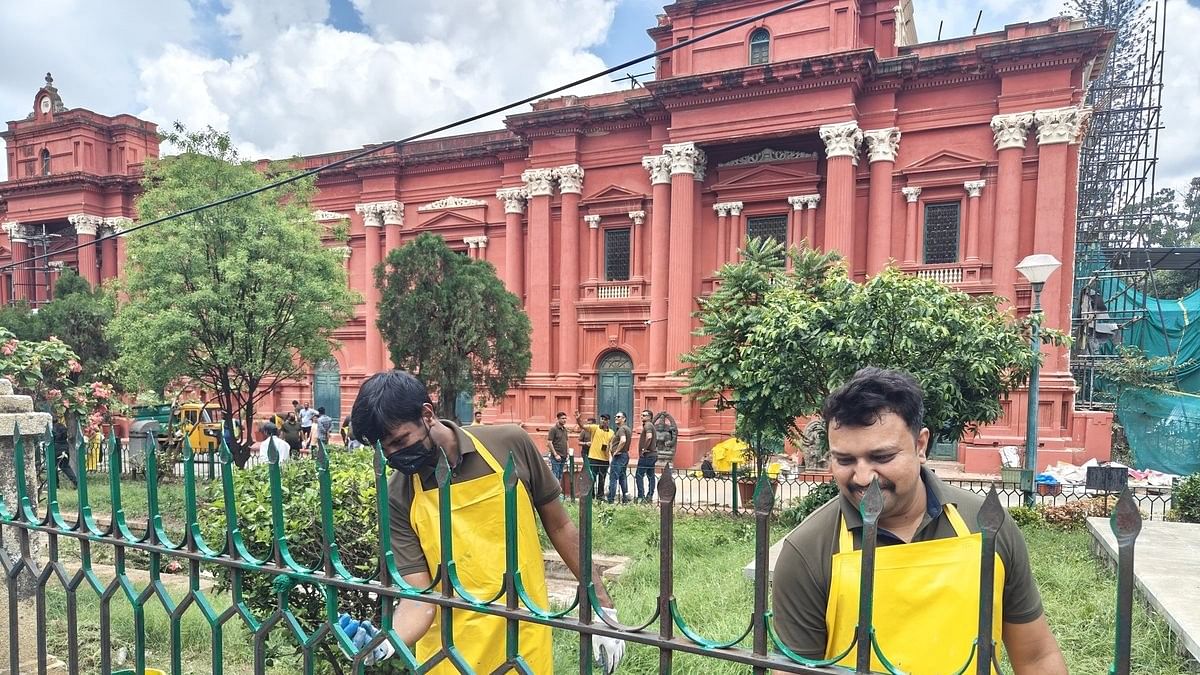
[47,474,192,522]
[23,479,1197,674]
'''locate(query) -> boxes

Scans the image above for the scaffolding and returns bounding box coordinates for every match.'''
[1072,0,1172,409]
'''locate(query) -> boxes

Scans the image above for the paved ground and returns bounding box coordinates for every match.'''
[1088,516,1200,664]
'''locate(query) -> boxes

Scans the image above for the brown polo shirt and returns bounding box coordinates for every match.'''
[387,421,561,577]
[771,468,1044,658]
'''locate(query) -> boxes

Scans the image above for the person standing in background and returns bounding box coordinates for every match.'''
[634,409,658,503]
[575,412,613,501]
[607,412,632,503]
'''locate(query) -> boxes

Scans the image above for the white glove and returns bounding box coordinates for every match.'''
[591,606,625,674]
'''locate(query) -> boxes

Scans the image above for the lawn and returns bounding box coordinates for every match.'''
[17,477,1195,674]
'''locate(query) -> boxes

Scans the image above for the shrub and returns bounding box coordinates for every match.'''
[1040,498,1117,531]
[777,481,840,529]
[1007,506,1044,528]
[1170,473,1200,523]
[201,449,405,673]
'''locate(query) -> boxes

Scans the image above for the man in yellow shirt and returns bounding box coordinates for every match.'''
[575,411,613,501]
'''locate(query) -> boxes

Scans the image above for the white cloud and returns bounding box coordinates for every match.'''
[137,0,619,161]
[1156,0,1200,192]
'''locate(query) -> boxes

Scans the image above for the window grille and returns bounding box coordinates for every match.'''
[749,28,770,65]
[923,202,961,264]
[746,214,788,245]
[605,227,631,281]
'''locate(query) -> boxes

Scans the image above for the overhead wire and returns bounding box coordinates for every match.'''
[1,0,812,275]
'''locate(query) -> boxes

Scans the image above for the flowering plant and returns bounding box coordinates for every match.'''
[0,327,126,435]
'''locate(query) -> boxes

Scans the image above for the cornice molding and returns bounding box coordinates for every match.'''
[417,196,487,212]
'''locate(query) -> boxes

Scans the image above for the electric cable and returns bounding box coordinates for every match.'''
[1,0,811,274]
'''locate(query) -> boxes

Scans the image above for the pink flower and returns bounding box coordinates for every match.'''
[1,340,17,355]
[68,360,82,373]
[46,389,62,400]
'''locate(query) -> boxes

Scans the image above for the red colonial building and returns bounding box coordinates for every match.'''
[0,0,1114,471]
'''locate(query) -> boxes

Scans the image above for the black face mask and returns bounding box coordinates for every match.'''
[386,424,437,475]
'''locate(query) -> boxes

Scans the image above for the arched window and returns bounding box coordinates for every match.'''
[749,28,770,65]
[40,149,51,176]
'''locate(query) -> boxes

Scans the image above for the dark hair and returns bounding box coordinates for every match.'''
[261,421,279,436]
[292,400,299,406]
[641,409,653,417]
[351,370,433,444]
[821,367,925,438]
[556,411,567,418]
[318,406,326,415]
[600,414,611,421]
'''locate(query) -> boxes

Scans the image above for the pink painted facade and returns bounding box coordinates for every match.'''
[0,1,1114,472]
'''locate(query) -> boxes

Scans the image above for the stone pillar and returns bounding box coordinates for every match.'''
[382,202,404,258]
[3,222,31,302]
[585,215,602,281]
[355,202,386,374]
[799,196,820,247]
[901,187,922,265]
[334,245,352,276]
[964,180,986,262]
[1033,107,1088,342]
[663,142,706,370]
[629,210,646,279]
[106,217,132,283]
[642,154,672,375]
[0,378,52,601]
[714,203,731,264]
[991,112,1033,303]
[819,121,863,261]
[100,225,118,281]
[465,238,478,259]
[864,127,901,275]
[475,235,488,262]
[726,202,744,260]
[497,187,528,300]
[522,168,556,376]
[556,164,584,377]
[69,214,101,288]
[787,196,804,249]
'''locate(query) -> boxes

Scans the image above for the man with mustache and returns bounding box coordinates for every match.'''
[345,370,625,673]
[771,367,1065,674]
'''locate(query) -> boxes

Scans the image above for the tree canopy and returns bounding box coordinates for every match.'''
[110,124,357,439]
[681,238,1065,460]
[375,232,530,417]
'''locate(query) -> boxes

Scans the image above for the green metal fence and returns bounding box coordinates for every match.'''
[1,425,1144,674]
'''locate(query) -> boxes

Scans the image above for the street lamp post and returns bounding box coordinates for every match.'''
[1015,254,1061,507]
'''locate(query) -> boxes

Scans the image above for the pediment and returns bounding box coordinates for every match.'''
[583,184,643,202]
[711,164,820,191]
[417,210,487,228]
[903,149,988,171]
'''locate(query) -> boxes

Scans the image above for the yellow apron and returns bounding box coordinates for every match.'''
[824,504,1005,674]
[410,430,553,674]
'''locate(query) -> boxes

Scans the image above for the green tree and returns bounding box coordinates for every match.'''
[36,269,119,378]
[0,301,44,341]
[376,232,530,417]
[681,238,1066,464]
[110,124,357,443]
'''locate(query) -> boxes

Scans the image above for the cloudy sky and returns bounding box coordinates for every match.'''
[1,0,1197,193]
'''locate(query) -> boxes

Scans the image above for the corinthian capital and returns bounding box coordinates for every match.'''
[901,186,922,203]
[379,201,404,226]
[555,164,585,194]
[68,213,101,236]
[355,202,384,227]
[641,154,672,185]
[964,180,986,198]
[990,112,1034,151]
[1034,107,1090,145]
[584,215,602,229]
[628,210,646,225]
[788,195,820,210]
[496,187,529,214]
[863,127,901,164]
[104,217,133,235]
[2,221,27,242]
[819,121,863,160]
[662,142,707,177]
[521,168,556,197]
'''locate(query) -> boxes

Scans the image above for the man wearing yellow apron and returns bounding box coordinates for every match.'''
[771,368,1067,674]
[347,370,626,674]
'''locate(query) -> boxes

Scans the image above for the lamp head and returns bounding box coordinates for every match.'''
[1015,254,1061,286]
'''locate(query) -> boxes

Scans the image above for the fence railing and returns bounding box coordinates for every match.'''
[74,442,1176,522]
[1,426,1145,674]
